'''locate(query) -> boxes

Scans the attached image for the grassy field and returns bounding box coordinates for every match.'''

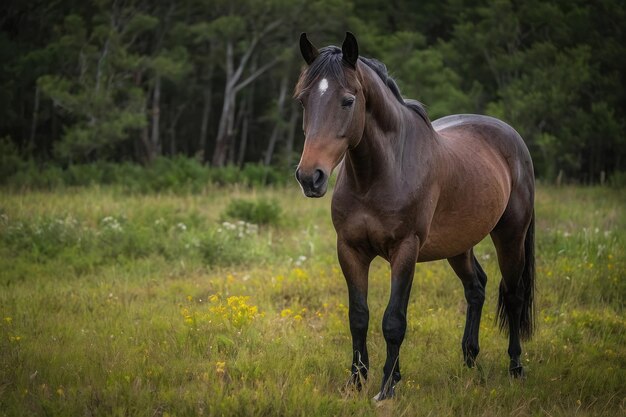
[0,184,624,416]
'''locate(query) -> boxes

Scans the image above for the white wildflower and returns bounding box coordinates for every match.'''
[295,255,307,266]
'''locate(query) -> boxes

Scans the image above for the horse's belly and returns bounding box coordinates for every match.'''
[417,182,510,262]
[417,217,498,262]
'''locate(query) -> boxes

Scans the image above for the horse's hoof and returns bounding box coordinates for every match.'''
[463,346,479,368]
[373,382,396,402]
[345,371,366,392]
[509,365,525,378]
[464,355,477,368]
[372,391,388,402]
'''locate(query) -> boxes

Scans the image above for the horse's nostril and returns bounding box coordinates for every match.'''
[295,168,302,183]
[313,169,325,188]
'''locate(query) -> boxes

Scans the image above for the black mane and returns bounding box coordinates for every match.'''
[359,56,430,124]
[297,46,430,124]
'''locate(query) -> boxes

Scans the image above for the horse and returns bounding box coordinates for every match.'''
[293,32,536,401]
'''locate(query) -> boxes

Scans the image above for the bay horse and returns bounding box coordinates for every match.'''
[294,33,535,401]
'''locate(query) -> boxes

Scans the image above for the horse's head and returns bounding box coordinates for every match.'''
[294,32,366,198]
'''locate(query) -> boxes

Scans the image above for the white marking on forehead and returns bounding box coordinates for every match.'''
[318,78,328,96]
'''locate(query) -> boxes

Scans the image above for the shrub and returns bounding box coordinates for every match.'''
[222,198,282,226]
[609,171,626,188]
[209,164,242,186]
[240,163,287,187]
[0,215,87,259]
[145,156,210,193]
[1,157,294,191]
[65,163,105,186]
[0,137,25,184]
[198,223,264,267]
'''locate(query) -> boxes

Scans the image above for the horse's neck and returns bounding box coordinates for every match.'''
[343,68,436,192]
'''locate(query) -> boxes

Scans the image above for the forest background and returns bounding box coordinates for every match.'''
[0,0,624,185]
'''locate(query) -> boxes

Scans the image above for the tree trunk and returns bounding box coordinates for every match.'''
[28,84,40,154]
[264,74,288,166]
[212,41,235,167]
[140,85,153,163]
[211,24,282,167]
[169,104,186,156]
[237,105,250,167]
[212,93,234,166]
[150,73,162,161]
[237,57,257,167]
[198,66,214,162]
[228,96,246,164]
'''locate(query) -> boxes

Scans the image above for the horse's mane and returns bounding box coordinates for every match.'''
[294,46,430,124]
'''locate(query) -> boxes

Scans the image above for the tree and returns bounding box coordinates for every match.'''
[37,7,156,162]
[208,1,289,167]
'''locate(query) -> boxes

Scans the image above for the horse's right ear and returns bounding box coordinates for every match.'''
[300,33,319,65]
[341,32,359,68]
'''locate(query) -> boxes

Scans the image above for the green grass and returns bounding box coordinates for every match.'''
[0,184,624,416]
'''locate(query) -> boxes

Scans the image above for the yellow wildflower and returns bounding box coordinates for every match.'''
[292,268,308,280]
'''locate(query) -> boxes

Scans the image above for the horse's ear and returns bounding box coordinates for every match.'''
[300,33,319,66]
[341,32,359,68]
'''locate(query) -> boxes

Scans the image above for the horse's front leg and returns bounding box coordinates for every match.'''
[375,237,418,401]
[337,239,373,391]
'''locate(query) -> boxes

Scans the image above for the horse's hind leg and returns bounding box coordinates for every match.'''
[448,249,487,368]
[490,200,534,378]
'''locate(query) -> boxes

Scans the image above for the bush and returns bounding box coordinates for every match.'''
[222,198,283,226]
[0,137,25,184]
[240,163,287,187]
[209,164,242,186]
[8,162,65,190]
[144,156,211,193]
[608,171,626,188]
[1,157,293,192]
[65,163,106,186]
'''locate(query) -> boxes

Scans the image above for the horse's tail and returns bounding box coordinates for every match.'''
[497,210,535,340]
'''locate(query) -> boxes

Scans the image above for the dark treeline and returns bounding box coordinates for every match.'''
[1,0,624,183]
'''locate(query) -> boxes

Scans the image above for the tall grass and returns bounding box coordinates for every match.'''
[0,185,623,416]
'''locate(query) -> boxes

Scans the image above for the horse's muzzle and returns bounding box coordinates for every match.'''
[295,167,328,198]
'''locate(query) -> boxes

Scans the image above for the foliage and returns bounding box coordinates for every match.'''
[0,0,623,182]
[1,158,290,192]
[0,137,25,183]
[608,171,626,188]
[222,198,283,225]
[0,184,623,415]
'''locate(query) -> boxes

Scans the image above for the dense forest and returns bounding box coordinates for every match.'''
[1,0,624,183]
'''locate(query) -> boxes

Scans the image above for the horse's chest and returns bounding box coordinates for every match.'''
[333,203,411,258]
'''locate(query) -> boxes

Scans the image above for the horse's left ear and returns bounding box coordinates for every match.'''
[342,32,359,68]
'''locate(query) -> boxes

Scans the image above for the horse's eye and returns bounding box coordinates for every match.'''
[341,96,355,107]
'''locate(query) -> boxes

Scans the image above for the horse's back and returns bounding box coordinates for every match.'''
[433,114,533,186]
[433,113,510,130]
[433,114,532,167]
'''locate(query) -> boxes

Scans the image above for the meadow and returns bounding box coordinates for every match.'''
[0,183,624,416]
